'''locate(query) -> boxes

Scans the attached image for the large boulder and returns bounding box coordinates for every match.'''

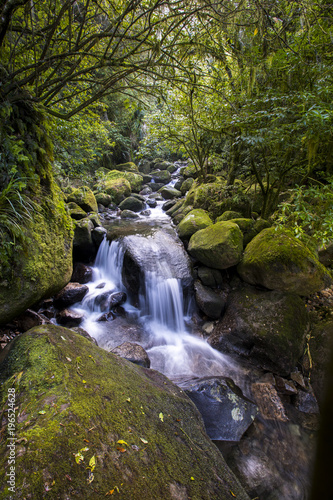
[104,170,143,193]
[54,283,89,309]
[177,209,213,241]
[208,283,309,375]
[67,202,87,220]
[115,161,139,172]
[237,228,332,296]
[150,170,171,184]
[0,325,250,500]
[103,177,131,204]
[73,218,95,262]
[188,221,243,269]
[111,341,151,368]
[159,186,182,200]
[66,186,98,213]
[119,196,145,212]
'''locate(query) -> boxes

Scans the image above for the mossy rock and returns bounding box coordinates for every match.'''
[73,218,95,262]
[95,192,113,207]
[188,221,243,270]
[180,177,194,195]
[216,211,243,222]
[181,164,198,179]
[115,161,139,173]
[105,170,143,193]
[177,209,213,241]
[229,218,257,246]
[158,186,182,200]
[103,177,131,204]
[119,196,145,212]
[67,202,87,220]
[150,170,171,184]
[0,325,250,500]
[66,186,98,213]
[0,183,73,326]
[237,228,332,296]
[209,283,309,376]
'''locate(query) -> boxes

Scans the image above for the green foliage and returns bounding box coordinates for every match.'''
[276,183,333,247]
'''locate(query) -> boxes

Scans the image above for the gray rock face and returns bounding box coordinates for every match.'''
[92,226,107,246]
[54,283,89,309]
[122,229,193,295]
[111,341,151,368]
[120,209,140,219]
[194,280,225,319]
[150,169,171,184]
[71,262,93,284]
[185,377,258,441]
[56,308,83,327]
[197,266,223,287]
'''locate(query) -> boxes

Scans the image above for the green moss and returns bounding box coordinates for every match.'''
[66,186,98,213]
[177,209,213,240]
[105,170,142,193]
[0,325,249,500]
[238,227,332,295]
[188,221,243,269]
[115,162,139,173]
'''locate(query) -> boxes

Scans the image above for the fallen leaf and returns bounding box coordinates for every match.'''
[132,445,140,451]
[159,412,164,422]
[191,477,195,481]
[66,357,72,362]
[117,440,128,446]
[140,438,148,444]
[88,455,96,472]
[116,446,126,453]
[87,471,94,484]
[39,410,46,415]
[126,398,131,402]
[230,491,236,497]
[82,380,87,384]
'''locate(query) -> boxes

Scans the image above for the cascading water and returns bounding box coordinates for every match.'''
[73,232,236,384]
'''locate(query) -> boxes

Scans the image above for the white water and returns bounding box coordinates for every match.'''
[73,236,236,383]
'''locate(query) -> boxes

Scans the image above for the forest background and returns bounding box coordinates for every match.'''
[0,0,333,255]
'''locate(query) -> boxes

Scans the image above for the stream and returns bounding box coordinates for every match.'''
[66,162,315,500]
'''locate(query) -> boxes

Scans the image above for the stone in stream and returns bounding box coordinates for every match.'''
[54,283,89,309]
[119,196,145,212]
[185,377,258,441]
[120,209,140,219]
[94,291,126,312]
[91,226,107,246]
[193,280,226,319]
[0,325,251,500]
[71,262,93,284]
[150,169,171,184]
[73,218,96,262]
[56,309,83,327]
[111,341,151,368]
[159,186,182,200]
[146,198,157,208]
[177,209,213,241]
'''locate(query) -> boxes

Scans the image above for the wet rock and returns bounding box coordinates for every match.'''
[180,177,194,195]
[141,209,151,216]
[15,309,50,332]
[95,282,106,289]
[177,209,213,241]
[73,218,96,262]
[188,221,243,269]
[71,262,93,284]
[237,227,332,296]
[150,182,165,192]
[185,377,258,441]
[150,169,171,184]
[0,325,250,500]
[140,184,153,194]
[95,192,113,207]
[216,210,243,221]
[121,209,140,219]
[159,186,182,200]
[194,280,225,320]
[146,198,157,208]
[119,196,145,212]
[111,341,151,368]
[92,226,107,246]
[95,291,126,312]
[209,283,309,375]
[291,371,307,390]
[54,283,89,309]
[251,382,288,421]
[97,311,115,322]
[197,266,223,287]
[275,376,298,395]
[56,309,83,327]
[162,199,176,211]
[294,390,320,414]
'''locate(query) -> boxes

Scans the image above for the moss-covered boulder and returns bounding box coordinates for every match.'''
[177,209,213,241]
[208,283,309,375]
[67,202,87,220]
[95,192,113,207]
[115,161,139,172]
[216,210,243,222]
[188,221,244,269]
[66,186,98,213]
[73,218,96,262]
[105,170,143,193]
[119,196,145,212]
[228,218,258,246]
[104,177,131,204]
[150,170,171,184]
[0,183,73,326]
[180,177,194,195]
[237,228,332,296]
[159,186,182,200]
[0,325,250,500]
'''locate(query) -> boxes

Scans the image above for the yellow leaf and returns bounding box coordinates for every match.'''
[82,380,87,384]
[254,28,258,36]
[89,455,96,472]
[117,440,128,446]
[230,491,237,497]
[190,477,195,481]
[159,412,164,422]
[140,438,148,444]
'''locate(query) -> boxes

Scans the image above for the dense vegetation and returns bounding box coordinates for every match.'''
[1,0,333,249]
